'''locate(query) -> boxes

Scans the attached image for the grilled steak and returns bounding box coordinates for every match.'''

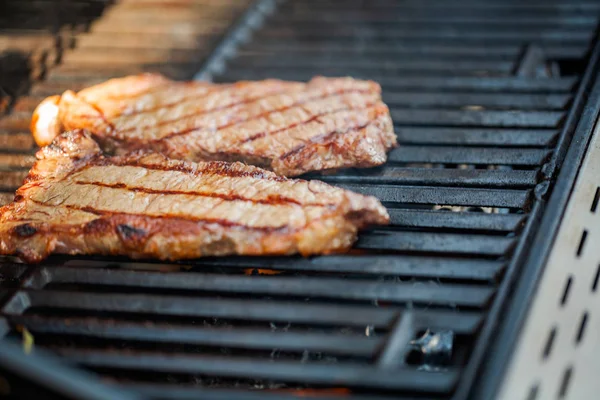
[0,130,389,263]
[31,73,397,177]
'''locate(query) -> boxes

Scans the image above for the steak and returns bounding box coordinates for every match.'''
[31,73,397,177]
[0,130,389,263]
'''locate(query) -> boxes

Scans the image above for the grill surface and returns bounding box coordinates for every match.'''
[1,1,600,399]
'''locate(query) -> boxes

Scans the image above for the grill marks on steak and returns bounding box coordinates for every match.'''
[32,74,397,176]
[0,130,389,263]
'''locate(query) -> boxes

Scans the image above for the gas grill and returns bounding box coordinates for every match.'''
[1,1,600,399]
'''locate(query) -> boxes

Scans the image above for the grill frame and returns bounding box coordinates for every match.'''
[470,31,600,400]
[1,0,600,399]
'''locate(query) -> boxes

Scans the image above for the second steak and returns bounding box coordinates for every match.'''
[31,74,397,177]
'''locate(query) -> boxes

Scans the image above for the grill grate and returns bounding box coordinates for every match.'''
[1,0,600,399]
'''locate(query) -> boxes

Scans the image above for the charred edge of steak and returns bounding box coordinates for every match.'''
[84,219,150,248]
[116,224,149,247]
[13,223,37,237]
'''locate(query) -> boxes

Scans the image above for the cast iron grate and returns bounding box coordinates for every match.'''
[1,0,600,399]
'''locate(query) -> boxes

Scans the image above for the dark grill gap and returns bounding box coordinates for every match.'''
[1,0,599,399]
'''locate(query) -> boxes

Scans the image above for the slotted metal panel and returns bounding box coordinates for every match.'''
[498,82,600,400]
[1,0,600,399]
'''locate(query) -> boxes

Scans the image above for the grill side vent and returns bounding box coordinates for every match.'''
[499,107,600,400]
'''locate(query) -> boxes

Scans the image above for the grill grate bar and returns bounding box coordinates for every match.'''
[315,168,538,188]
[6,315,381,357]
[0,117,32,133]
[46,64,198,81]
[74,32,212,50]
[2,290,483,331]
[29,81,109,96]
[387,146,550,165]
[25,267,495,307]
[239,43,589,59]
[56,255,504,281]
[386,209,524,232]
[0,133,35,151]
[0,154,35,170]
[221,68,509,79]
[89,21,231,36]
[336,184,530,208]
[61,48,208,66]
[384,92,570,110]
[10,96,49,113]
[0,170,28,190]
[0,193,14,207]
[279,4,599,15]
[253,26,593,42]
[268,15,597,26]
[227,58,516,74]
[393,128,557,147]
[376,77,578,93]
[389,110,563,128]
[53,349,461,392]
[356,231,515,257]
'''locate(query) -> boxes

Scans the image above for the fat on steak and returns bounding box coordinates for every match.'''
[0,130,389,263]
[31,73,397,177]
